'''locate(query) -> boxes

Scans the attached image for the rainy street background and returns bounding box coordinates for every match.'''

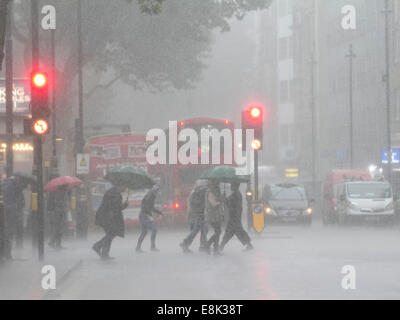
[1,221,400,300]
[2,0,400,301]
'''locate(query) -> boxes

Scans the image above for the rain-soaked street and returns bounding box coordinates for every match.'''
[3,221,399,300]
[3,0,400,304]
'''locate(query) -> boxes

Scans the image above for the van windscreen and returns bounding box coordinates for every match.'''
[347,183,392,199]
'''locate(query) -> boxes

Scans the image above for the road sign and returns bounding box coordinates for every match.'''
[382,149,400,164]
[252,202,264,233]
[77,153,90,175]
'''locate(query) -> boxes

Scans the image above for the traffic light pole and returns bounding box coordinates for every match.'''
[34,136,44,260]
[51,28,57,177]
[31,0,44,261]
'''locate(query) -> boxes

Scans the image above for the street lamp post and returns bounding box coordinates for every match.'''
[346,44,356,169]
[383,0,393,184]
[309,52,317,198]
[5,0,13,178]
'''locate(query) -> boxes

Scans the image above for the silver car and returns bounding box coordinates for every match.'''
[336,181,395,224]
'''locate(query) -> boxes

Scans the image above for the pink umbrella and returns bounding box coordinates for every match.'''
[44,176,83,192]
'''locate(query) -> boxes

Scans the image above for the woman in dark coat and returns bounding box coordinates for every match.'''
[48,184,70,249]
[93,184,128,260]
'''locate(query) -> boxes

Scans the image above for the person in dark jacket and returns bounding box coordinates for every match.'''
[93,184,128,260]
[48,184,70,249]
[15,180,27,249]
[136,185,162,253]
[180,180,208,253]
[220,182,253,252]
[2,176,18,259]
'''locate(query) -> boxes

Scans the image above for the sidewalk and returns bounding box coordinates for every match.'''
[0,239,85,300]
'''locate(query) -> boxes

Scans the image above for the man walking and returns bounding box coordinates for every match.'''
[180,180,208,253]
[93,183,128,260]
[220,182,253,252]
[136,185,163,253]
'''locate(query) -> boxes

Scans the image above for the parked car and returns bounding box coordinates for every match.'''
[322,170,372,225]
[262,183,313,225]
[336,180,395,225]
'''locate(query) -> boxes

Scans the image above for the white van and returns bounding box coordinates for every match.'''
[336,181,395,224]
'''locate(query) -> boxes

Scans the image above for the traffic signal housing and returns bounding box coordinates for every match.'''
[30,72,50,135]
[242,106,264,151]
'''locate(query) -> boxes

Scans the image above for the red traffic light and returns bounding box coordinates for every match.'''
[250,107,262,119]
[32,72,47,88]
[242,105,265,151]
[33,119,49,135]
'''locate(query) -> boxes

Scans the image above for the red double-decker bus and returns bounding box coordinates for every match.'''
[151,117,236,225]
[85,133,155,227]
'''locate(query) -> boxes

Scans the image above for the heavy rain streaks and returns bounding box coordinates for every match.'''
[0,0,400,305]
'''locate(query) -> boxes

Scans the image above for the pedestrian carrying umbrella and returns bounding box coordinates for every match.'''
[44,176,83,192]
[13,172,37,185]
[201,166,250,183]
[104,166,155,190]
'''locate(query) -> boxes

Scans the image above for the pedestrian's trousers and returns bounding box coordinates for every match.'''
[220,222,251,248]
[95,231,115,257]
[206,222,222,251]
[137,214,157,249]
[49,213,65,248]
[183,216,208,248]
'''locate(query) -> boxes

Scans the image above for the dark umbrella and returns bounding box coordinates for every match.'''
[201,166,250,183]
[44,176,83,192]
[104,166,155,190]
[13,172,37,185]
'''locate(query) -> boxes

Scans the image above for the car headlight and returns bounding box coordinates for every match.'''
[385,202,394,211]
[303,208,312,215]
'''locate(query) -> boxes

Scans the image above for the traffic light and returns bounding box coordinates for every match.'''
[242,106,264,151]
[30,72,50,135]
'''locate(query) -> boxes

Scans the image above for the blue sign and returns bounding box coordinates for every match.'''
[382,149,400,164]
[253,205,263,215]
